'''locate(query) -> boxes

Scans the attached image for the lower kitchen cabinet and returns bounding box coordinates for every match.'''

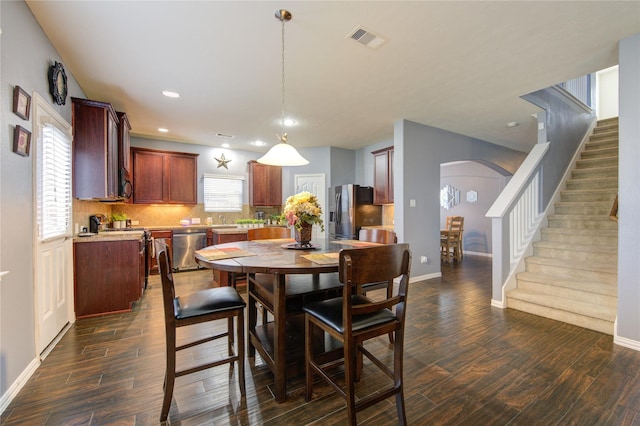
[74,238,145,318]
[206,229,248,286]
[149,230,173,275]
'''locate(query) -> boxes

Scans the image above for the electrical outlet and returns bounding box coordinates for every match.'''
[131,220,139,226]
[420,256,428,264]
[191,217,201,225]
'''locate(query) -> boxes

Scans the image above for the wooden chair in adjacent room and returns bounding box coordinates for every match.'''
[440,216,464,263]
[155,241,246,423]
[303,244,412,426]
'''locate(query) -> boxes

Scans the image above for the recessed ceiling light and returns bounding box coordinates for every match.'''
[158,128,169,133]
[162,90,180,98]
[221,143,230,148]
[283,118,296,127]
[253,140,267,147]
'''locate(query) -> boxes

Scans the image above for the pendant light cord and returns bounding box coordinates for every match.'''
[280,16,286,141]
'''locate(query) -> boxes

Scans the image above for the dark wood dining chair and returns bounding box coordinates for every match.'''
[246,226,293,323]
[303,243,412,426]
[155,241,246,423]
[247,226,291,240]
[440,216,464,263]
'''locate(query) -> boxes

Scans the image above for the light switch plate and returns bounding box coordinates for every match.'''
[191,217,201,224]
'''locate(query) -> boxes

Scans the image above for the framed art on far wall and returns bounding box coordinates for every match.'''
[13,86,31,120]
[13,125,31,157]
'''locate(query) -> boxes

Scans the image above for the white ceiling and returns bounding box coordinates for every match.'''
[26,1,640,154]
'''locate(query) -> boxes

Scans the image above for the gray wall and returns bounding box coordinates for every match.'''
[522,87,595,208]
[0,0,85,397]
[440,161,510,255]
[617,33,640,343]
[394,120,527,280]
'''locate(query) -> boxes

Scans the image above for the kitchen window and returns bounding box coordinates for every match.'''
[203,174,244,212]
[34,93,73,241]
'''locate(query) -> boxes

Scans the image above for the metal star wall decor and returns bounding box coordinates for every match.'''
[215,153,231,169]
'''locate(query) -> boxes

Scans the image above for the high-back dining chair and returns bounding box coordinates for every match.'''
[358,228,397,245]
[303,244,412,425]
[247,226,291,240]
[246,226,292,322]
[155,241,246,423]
[440,216,464,263]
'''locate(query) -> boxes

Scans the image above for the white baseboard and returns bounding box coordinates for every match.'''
[0,357,40,416]
[464,251,492,258]
[614,334,640,352]
[411,272,441,283]
[491,298,506,309]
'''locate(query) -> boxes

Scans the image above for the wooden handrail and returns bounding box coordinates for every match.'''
[609,194,618,222]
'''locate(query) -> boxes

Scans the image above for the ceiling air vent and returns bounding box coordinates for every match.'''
[348,26,388,49]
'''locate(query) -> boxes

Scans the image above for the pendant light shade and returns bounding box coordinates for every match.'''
[257,9,309,167]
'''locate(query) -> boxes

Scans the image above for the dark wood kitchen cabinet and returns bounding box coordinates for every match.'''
[74,238,145,318]
[72,97,119,200]
[131,148,198,204]
[248,160,282,206]
[372,146,394,204]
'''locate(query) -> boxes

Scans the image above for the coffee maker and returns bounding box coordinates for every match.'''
[89,214,107,233]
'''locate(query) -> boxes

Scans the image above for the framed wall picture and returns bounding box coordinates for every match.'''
[13,125,31,157]
[13,86,31,120]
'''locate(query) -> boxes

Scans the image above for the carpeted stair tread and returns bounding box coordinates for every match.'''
[525,255,616,274]
[516,271,617,297]
[533,240,616,255]
[507,289,616,322]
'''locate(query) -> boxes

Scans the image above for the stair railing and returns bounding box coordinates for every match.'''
[486,142,549,307]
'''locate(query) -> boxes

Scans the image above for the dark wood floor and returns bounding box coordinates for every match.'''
[3,256,640,425]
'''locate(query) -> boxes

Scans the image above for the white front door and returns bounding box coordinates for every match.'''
[33,93,74,355]
[294,174,326,241]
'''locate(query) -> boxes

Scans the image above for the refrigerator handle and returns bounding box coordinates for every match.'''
[335,192,341,224]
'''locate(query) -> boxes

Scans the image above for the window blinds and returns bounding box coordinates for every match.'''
[38,123,72,241]
[203,174,244,212]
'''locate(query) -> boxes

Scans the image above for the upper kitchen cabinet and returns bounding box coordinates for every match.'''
[116,111,133,201]
[131,147,198,204]
[372,146,394,205]
[248,160,282,206]
[72,98,119,200]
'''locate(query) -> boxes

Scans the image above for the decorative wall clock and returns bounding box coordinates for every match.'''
[48,61,68,105]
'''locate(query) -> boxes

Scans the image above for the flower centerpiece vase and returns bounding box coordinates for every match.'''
[294,222,313,247]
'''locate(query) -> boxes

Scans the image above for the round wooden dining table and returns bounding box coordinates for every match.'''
[195,237,377,402]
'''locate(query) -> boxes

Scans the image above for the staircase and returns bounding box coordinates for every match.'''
[506,117,618,335]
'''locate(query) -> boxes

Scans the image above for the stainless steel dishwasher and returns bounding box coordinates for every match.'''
[172,228,207,271]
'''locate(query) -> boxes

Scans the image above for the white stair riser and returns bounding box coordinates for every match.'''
[506,299,614,335]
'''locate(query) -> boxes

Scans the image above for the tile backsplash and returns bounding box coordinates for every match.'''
[73,200,282,229]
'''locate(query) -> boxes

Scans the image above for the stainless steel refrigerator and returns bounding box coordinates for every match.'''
[329,184,382,240]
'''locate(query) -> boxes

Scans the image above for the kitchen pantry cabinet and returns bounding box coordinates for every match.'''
[72,97,120,200]
[131,148,199,204]
[372,146,394,205]
[74,238,145,318]
[248,160,282,206]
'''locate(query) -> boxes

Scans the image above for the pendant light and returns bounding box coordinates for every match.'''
[257,9,309,166]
